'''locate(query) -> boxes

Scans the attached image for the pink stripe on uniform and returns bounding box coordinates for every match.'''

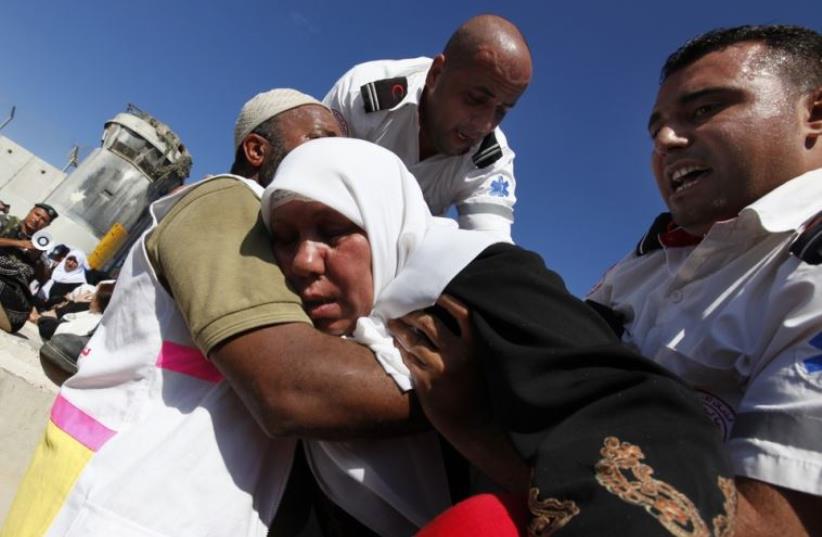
[50,394,117,451]
[156,340,223,383]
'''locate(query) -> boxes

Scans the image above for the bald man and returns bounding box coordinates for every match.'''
[324,14,532,240]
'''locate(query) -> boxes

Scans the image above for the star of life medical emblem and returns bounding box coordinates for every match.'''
[802,333,822,373]
[489,176,509,198]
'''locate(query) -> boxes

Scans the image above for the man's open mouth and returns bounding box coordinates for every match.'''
[671,165,710,194]
[456,129,478,145]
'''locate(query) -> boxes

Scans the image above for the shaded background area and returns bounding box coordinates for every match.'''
[1,0,818,295]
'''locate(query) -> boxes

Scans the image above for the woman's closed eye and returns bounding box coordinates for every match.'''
[319,224,359,243]
[271,229,297,248]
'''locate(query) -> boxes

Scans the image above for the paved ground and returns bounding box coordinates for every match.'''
[0,322,62,524]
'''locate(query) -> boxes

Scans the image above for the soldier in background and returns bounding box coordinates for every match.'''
[0,202,57,332]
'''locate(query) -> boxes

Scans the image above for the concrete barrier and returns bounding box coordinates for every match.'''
[0,323,59,524]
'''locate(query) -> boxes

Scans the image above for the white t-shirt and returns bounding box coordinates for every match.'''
[324,57,517,240]
[54,309,102,337]
[587,168,822,496]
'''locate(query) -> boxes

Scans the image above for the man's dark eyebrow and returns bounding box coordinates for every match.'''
[647,87,739,131]
[678,86,737,106]
[470,86,496,100]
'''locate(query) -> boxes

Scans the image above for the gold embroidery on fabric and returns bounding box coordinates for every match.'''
[711,477,737,537]
[527,487,580,537]
[595,436,739,537]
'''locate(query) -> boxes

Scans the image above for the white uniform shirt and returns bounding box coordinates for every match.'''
[587,168,822,496]
[324,57,517,240]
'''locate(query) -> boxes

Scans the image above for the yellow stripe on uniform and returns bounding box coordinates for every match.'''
[1,421,93,537]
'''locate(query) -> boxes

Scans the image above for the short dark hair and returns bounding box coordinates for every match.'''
[94,282,116,313]
[661,25,822,95]
[229,115,287,185]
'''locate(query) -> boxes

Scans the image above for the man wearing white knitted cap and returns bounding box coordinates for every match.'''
[4,88,419,537]
[230,88,340,186]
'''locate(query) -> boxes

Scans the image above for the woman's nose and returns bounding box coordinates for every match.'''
[292,240,326,277]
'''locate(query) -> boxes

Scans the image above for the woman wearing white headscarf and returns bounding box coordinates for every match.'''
[36,249,87,310]
[261,138,736,536]
[262,137,499,536]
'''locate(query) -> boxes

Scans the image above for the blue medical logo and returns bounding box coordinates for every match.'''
[803,332,822,373]
[489,176,509,198]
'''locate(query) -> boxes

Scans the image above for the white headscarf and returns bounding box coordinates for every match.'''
[40,249,87,299]
[261,138,502,535]
[262,137,501,390]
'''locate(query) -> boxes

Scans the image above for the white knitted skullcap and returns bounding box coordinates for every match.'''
[233,88,324,150]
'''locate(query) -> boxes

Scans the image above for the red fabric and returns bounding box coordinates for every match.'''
[659,221,703,248]
[416,493,527,537]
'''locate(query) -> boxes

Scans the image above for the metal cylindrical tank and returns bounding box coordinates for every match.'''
[44,104,191,271]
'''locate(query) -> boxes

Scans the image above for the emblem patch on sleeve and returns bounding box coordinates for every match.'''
[796,332,822,387]
[802,333,822,373]
[488,176,510,198]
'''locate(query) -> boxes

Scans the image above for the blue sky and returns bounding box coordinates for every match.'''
[1,0,818,295]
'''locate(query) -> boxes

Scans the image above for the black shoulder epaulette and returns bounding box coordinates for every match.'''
[471,132,502,168]
[360,77,408,113]
[791,211,822,264]
[635,212,673,256]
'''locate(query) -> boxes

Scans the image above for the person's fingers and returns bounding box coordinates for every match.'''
[388,318,419,352]
[395,343,435,386]
[389,318,447,377]
[391,312,441,350]
[407,310,446,348]
[388,319,435,358]
[437,294,473,342]
[396,341,424,372]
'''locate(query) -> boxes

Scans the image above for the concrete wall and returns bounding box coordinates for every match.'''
[0,324,58,524]
[0,136,66,219]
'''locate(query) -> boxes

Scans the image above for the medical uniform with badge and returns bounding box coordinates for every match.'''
[324,58,517,240]
[587,168,822,497]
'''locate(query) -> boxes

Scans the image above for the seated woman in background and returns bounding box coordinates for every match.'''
[34,249,87,311]
[34,281,115,341]
[261,138,737,536]
[43,244,70,276]
[36,281,115,377]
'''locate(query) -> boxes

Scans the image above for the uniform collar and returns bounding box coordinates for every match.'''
[637,169,822,256]
[743,168,822,233]
[635,213,702,256]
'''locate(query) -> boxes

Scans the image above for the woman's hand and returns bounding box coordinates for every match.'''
[388,295,489,429]
[389,295,531,494]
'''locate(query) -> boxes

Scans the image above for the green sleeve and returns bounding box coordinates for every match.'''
[146,177,310,354]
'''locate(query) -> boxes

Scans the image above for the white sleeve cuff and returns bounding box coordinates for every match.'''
[728,437,822,495]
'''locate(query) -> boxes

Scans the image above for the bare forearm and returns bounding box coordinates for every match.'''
[0,238,23,249]
[437,418,530,494]
[211,322,425,439]
[735,477,822,537]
